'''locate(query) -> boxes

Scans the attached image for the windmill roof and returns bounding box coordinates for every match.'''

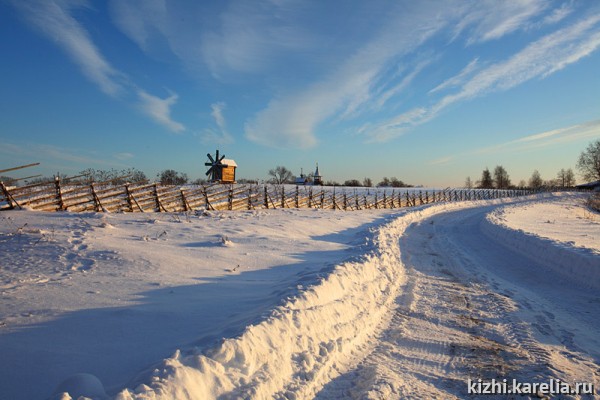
[221,159,237,167]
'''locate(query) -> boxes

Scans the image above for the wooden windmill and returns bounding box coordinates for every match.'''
[205,150,237,183]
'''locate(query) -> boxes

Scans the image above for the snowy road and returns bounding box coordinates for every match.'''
[317,203,600,398]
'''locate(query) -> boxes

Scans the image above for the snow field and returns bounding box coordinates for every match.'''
[115,214,409,399]
[0,207,398,400]
[114,196,545,399]
[2,192,597,399]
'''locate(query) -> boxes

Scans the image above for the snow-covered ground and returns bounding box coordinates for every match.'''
[0,193,598,399]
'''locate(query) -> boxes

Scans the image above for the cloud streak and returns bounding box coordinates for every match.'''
[429,119,600,165]
[245,2,455,148]
[137,90,185,133]
[11,0,125,96]
[11,0,185,133]
[363,11,600,143]
[201,102,234,145]
[242,1,565,148]
[0,142,132,170]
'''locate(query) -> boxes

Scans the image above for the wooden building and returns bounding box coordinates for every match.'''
[205,150,237,183]
[219,159,237,183]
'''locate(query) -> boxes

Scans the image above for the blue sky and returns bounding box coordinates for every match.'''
[1,0,599,186]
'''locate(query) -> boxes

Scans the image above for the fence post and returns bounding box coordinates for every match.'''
[90,183,102,212]
[54,176,64,211]
[153,184,166,212]
[248,188,252,210]
[228,185,233,210]
[180,189,189,212]
[203,186,214,210]
[0,181,19,209]
[264,186,269,209]
[308,187,313,208]
[124,184,133,212]
[374,193,378,209]
[295,186,299,208]
[281,187,285,208]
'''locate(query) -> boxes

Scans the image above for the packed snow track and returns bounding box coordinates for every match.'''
[316,198,599,399]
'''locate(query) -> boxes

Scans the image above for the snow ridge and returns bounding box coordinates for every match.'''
[113,198,541,399]
[483,208,600,290]
[114,211,414,399]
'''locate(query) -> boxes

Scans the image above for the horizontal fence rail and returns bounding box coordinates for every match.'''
[0,178,555,213]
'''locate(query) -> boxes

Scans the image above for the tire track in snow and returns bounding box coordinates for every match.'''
[317,203,599,399]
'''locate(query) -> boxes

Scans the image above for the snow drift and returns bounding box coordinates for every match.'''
[483,205,600,290]
[112,199,525,400]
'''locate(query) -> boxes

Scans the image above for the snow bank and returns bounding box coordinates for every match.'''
[112,198,532,400]
[113,220,401,399]
[483,205,600,290]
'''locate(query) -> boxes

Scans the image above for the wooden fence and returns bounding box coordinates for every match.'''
[0,177,538,213]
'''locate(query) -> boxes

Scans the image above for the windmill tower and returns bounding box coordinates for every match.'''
[205,150,237,183]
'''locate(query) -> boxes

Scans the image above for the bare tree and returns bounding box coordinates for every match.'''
[529,170,543,189]
[493,165,511,189]
[362,177,373,187]
[158,169,188,185]
[557,168,576,187]
[80,168,147,184]
[343,179,362,187]
[268,166,293,184]
[377,177,391,187]
[565,168,576,187]
[577,139,600,182]
[465,176,473,189]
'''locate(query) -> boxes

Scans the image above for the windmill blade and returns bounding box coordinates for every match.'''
[207,153,215,164]
[215,150,219,161]
[205,169,213,176]
[205,162,213,166]
[217,154,225,163]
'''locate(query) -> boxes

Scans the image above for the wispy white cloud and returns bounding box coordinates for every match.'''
[0,142,131,169]
[110,0,316,78]
[372,58,434,112]
[108,0,169,53]
[541,2,574,26]
[11,0,187,133]
[429,58,479,94]
[429,156,455,166]
[245,3,455,148]
[242,1,565,148]
[429,119,600,165]
[114,152,134,160]
[363,12,600,142]
[11,0,126,96]
[475,119,600,154]
[453,0,548,45]
[201,1,315,76]
[137,90,185,133]
[201,102,234,145]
